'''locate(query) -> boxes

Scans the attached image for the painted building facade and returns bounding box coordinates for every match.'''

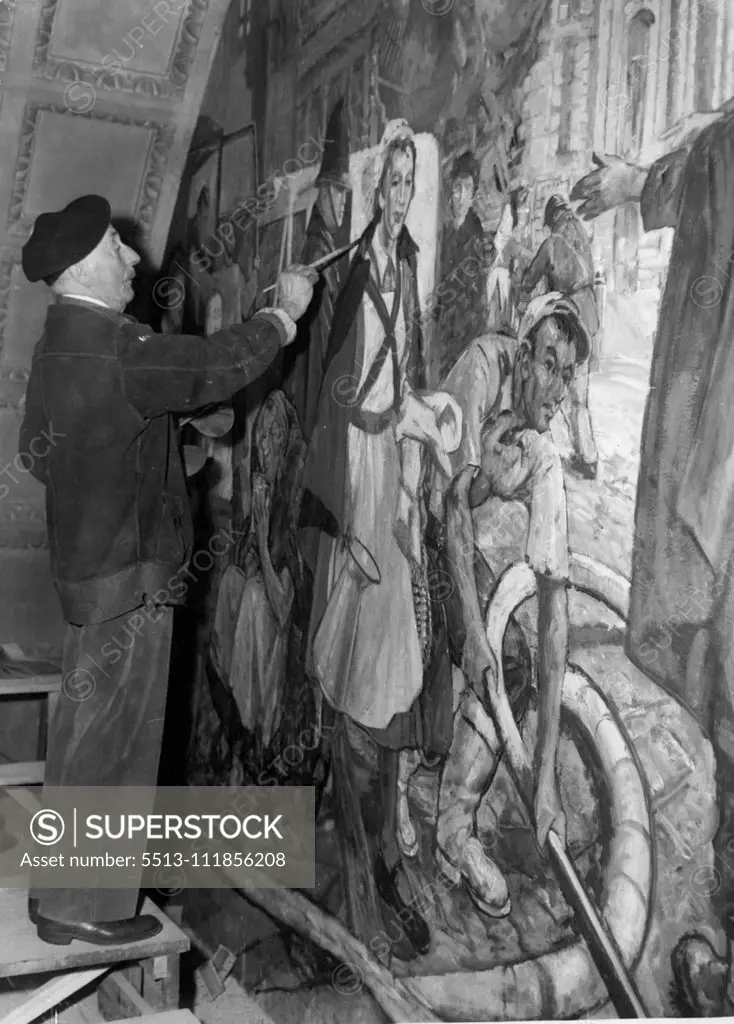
[520,0,733,294]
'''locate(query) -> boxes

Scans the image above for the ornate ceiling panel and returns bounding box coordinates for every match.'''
[32,0,211,100]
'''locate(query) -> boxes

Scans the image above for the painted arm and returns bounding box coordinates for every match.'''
[570,149,689,231]
[521,239,551,296]
[638,148,689,231]
[446,466,498,705]
[253,476,294,629]
[259,542,294,630]
[468,412,526,508]
[534,573,568,847]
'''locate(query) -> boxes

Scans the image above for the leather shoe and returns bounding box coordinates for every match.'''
[374,853,431,957]
[436,836,512,918]
[36,913,163,946]
[28,896,39,924]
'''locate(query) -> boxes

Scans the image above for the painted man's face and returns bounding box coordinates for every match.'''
[450,173,474,224]
[257,412,287,487]
[330,184,348,227]
[378,148,414,243]
[519,317,577,433]
[320,182,348,230]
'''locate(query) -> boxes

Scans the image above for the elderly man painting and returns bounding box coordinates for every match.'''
[19,195,315,946]
[414,294,589,916]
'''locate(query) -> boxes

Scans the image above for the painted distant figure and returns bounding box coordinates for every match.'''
[436,150,489,379]
[284,98,351,438]
[522,195,599,479]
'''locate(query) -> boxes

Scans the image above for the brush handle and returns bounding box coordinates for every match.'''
[261,238,360,295]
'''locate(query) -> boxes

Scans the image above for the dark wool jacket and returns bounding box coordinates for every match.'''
[20,296,286,625]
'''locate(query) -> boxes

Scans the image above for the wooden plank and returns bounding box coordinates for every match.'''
[0,677,61,696]
[119,1013,200,1023]
[2,785,43,817]
[99,969,155,1017]
[141,951,180,1012]
[0,889,189,978]
[0,966,110,1024]
[192,973,276,1024]
[0,762,44,786]
[0,985,101,1024]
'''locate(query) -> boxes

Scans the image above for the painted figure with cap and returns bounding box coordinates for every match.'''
[284,98,351,439]
[410,293,589,918]
[301,120,460,960]
[521,194,599,480]
[19,194,316,947]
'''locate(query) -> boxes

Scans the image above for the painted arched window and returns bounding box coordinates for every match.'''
[623,9,655,156]
[558,0,582,20]
[666,0,681,127]
[238,0,252,41]
[695,0,719,110]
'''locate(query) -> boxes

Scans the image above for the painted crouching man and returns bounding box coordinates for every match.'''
[422,294,589,915]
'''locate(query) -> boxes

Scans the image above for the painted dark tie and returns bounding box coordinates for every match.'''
[382,255,396,293]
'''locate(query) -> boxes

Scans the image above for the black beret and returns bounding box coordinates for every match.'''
[22,195,111,283]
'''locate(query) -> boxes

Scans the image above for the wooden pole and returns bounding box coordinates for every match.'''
[478,561,648,1019]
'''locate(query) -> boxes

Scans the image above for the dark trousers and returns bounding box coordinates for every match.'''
[33,605,173,923]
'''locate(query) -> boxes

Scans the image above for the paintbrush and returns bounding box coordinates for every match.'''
[260,237,361,295]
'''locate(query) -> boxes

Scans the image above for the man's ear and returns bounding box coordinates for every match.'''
[65,261,86,288]
[377,189,386,212]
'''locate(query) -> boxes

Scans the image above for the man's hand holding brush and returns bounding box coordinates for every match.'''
[274,264,319,324]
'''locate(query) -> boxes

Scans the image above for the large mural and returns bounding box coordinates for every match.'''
[161,0,734,1019]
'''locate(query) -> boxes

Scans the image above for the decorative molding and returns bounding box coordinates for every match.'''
[0,0,17,79]
[0,257,37,409]
[7,102,176,241]
[0,257,15,352]
[32,0,211,101]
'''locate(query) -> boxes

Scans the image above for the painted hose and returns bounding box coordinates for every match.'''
[408,557,652,1021]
